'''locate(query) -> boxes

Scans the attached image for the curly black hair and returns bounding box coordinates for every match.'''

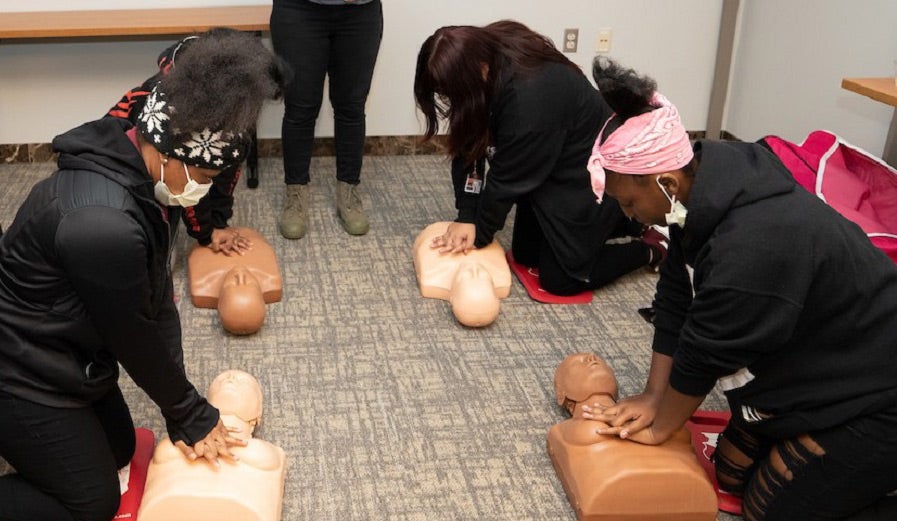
[592,56,657,123]
[160,28,288,135]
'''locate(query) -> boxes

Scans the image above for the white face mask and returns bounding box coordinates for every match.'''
[656,176,688,227]
[154,162,212,207]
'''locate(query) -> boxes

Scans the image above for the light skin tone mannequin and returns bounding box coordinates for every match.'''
[548,353,717,521]
[448,262,502,327]
[414,222,511,326]
[138,370,287,521]
[135,132,242,465]
[188,227,282,335]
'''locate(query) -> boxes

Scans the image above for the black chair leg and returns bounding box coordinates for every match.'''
[247,128,259,189]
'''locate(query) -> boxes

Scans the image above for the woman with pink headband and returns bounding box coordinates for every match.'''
[582,59,897,521]
[413,21,661,296]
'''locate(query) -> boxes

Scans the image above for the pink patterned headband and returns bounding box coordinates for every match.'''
[586,92,693,202]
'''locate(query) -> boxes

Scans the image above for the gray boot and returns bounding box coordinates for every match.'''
[336,181,369,236]
[279,184,309,240]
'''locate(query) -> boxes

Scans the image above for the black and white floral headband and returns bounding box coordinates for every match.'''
[137,82,249,170]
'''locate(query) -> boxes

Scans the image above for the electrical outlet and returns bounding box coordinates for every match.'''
[563,28,578,53]
[596,28,612,53]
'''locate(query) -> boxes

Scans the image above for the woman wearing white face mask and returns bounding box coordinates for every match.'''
[0,30,284,521]
[580,58,897,521]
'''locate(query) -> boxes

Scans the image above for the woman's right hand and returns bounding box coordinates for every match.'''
[174,419,246,468]
[430,222,476,253]
[581,391,661,438]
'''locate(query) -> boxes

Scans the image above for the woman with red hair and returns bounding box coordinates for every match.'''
[414,21,660,296]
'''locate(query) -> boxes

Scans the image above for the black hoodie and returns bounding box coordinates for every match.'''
[0,118,218,445]
[652,140,897,438]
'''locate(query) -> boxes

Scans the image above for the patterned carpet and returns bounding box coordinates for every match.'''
[0,156,737,521]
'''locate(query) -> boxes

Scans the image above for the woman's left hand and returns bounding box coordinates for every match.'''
[430,222,476,253]
[612,425,662,445]
[582,391,660,438]
[209,228,253,256]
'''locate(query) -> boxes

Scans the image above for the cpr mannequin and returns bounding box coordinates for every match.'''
[138,370,287,521]
[188,227,282,335]
[547,353,717,521]
[413,221,511,327]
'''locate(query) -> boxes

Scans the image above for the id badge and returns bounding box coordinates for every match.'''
[464,175,483,194]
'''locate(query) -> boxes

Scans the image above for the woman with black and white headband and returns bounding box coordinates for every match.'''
[0,30,285,521]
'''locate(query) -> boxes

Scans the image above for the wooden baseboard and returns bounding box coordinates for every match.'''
[1,135,449,164]
[2,131,742,164]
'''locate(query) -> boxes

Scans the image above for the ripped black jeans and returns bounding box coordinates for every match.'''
[715,405,897,521]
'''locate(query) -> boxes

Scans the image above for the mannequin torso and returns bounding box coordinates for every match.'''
[137,371,287,521]
[413,221,511,326]
[188,227,282,334]
[189,227,282,307]
[548,354,717,521]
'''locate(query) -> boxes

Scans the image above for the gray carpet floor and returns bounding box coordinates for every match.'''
[0,156,738,521]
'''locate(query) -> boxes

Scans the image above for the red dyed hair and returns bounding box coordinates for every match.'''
[414,20,579,165]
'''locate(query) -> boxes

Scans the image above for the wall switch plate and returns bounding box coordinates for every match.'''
[596,28,612,53]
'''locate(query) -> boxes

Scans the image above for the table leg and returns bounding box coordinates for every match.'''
[884,109,897,168]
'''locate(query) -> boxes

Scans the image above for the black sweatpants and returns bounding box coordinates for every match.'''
[0,387,135,521]
[511,201,649,295]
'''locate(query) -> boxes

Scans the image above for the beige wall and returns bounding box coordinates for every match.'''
[726,0,897,155]
[0,0,722,144]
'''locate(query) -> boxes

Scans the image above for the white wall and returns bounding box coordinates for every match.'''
[0,0,723,144]
[726,0,897,156]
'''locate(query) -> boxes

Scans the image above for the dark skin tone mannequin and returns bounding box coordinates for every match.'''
[188,227,282,334]
[549,353,717,521]
[581,170,703,446]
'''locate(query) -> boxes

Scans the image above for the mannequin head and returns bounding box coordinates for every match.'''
[217,266,266,335]
[449,261,500,327]
[207,369,263,439]
[554,353,618,412]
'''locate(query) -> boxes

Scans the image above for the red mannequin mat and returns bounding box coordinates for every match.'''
[505,251,593,304]
[686,410,743,516]
[114,427,155,520]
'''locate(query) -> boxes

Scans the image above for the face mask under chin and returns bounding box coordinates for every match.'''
[655,176,688,227]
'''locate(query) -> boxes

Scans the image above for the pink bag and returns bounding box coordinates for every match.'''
[762,130,897,263]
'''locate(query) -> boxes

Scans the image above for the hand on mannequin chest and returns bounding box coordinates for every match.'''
[188,227,283,334]
[547,353,718,521]
[413,221,511,326]
[138,370,287,521]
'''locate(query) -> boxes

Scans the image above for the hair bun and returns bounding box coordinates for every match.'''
[592,57,657,119]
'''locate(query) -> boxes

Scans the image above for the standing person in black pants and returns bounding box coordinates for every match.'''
[271,0,383,240]
[414,20,659,296]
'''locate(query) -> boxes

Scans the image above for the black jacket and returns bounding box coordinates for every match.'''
[0,118,218,444]
[452,60,625,281]
[653,140,897,438]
